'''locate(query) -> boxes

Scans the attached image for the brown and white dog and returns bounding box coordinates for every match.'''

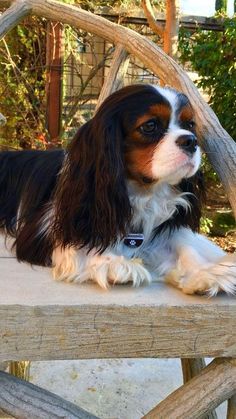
[0,84,235,295]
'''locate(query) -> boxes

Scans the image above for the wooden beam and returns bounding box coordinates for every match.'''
[143,358,236,419]
[0,371,98,418]
[95,44,130,110]
[0,257,236,361]
[46,20,64,144]
[227,394,236,419]
[181,358,207,383]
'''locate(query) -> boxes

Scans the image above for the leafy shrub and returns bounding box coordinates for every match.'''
[0,17,47,149]
[178,14,236,140]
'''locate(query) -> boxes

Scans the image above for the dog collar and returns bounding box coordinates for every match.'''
[123,233,144,248]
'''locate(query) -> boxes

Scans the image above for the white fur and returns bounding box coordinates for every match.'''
[166,228,236,296]
[151,129,201,184]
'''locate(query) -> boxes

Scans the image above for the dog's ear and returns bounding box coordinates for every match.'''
[177,170,205,231]
[53,113,132,252]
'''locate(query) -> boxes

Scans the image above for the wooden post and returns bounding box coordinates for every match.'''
[181,359,217,419]
[46,21,64,145]
[9,361,30,381]
[227,394,236,419]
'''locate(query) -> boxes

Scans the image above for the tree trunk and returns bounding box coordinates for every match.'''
[163,0,180,58]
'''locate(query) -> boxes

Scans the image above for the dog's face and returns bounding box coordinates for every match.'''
[55,84,202,251]
[119,86,201,186]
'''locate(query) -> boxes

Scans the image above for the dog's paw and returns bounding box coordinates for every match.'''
[177,254,236,296]
[82,255,151,289]
[107,257,152,287]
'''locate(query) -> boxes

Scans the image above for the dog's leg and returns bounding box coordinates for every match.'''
[166,228,236,296]
[52,247,151,288]
[52,246,78,282]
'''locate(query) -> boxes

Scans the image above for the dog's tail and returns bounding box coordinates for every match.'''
[0,150,64,266]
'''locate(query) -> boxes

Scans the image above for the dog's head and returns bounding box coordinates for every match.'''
[54,84,202,251]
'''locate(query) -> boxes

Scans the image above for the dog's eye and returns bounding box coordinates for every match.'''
[140,119,158,134]
[181,120,195,130]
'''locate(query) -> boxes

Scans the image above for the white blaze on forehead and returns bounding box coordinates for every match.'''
[152,85,179,118]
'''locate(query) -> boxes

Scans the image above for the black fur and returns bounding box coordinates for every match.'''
[0,150,64,265]
[153,171,205,239]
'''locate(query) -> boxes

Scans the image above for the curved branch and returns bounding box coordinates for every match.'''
[96,44,130,111]
[141,0,164,37]
[0,0,235,213]
[0,0,31,39]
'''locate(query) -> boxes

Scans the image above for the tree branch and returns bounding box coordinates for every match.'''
[96,44,130,110]
[141,0,164,37]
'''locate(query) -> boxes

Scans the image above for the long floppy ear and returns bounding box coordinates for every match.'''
[153,170,205,239]
[177,170,205,231]
[53,113,132,252]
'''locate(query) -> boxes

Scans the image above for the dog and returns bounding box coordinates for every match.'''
[0,84,235,295]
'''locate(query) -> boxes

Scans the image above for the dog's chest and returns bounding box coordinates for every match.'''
[112,184,189,259]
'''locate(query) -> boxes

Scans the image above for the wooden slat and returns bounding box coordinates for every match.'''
[0,371,98,419]
[0,256,236,361]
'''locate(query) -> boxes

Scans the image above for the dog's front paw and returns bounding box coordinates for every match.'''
[108,257,152,287]
[86,255,152,289]
[178,254,236,296]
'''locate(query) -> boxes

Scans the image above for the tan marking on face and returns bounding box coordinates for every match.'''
[179,104,194,122]
[134,104,171,130]
[125,144,157,181]
[149,104,171,121]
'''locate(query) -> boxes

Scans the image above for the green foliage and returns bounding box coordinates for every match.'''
[178,14,236,140]
[0,17,47,149]
[215,0,227,11]
[200,216,213,235]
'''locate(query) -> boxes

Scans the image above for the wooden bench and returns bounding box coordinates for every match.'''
[0,242,236,418]
[0,1,236,417]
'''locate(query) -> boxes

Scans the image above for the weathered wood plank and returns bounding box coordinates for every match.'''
[143,358,236,419]
[0,257,236,361]
[181,359,217,419]
[0,371,98,419]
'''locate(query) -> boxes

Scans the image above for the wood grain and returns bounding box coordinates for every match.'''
[181,359,217,419]
[0,371,98,418]
[0,257,236,361]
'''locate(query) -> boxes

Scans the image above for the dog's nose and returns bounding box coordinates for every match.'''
[176,134,198,154]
